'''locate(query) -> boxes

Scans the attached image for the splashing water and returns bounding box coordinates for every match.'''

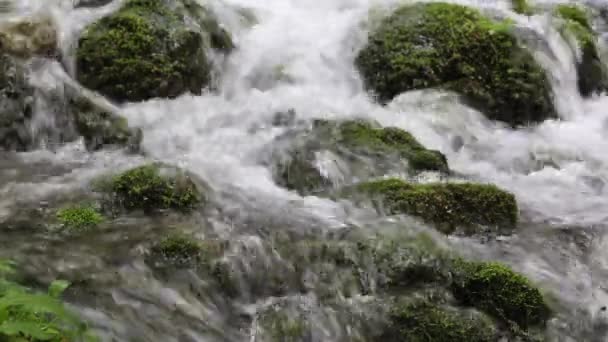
[2,0,608,340]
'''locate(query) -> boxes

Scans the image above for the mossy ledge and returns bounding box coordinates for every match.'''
[452,260,552,329]
[356,2,555,126]
[354,179,518,234]
[100,164,202,212]
[76,0,233,102]
[555,4,608,96]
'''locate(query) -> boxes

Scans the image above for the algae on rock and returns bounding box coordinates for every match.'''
[76,0,233,102]
[353,178,518,235]
[99,164,202,212]
[555,4,608,96]
[451,260,552,329]
[356,2,555,126]
[382,299,495,341]
[274,119,448,195]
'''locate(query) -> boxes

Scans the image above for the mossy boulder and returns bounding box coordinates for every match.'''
[275,119,448,195]
[381,299,495,341]
[76,0,233,102]
[100,164,202,212]
[451,261,551,329]
[353,179,518,234]
[555,4,608,96]
[0,53,34,151]
[356,2,555,126]
[56,205,103,231]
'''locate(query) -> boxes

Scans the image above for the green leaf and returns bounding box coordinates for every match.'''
[0,320,58,340]
[48,280,71,298]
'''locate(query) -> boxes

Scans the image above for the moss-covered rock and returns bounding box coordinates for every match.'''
[512,0,533,15]
[103,164,202,212]
[0,53,34,151]
[356,2,555,126]
[354,179,518,234]
[275,119,448,195]
[555,4,608,96]
[56,205,103,231]
[76,0,233,102]
[451,261,551,329]
[69,95,142,151]
[381,299,495,341]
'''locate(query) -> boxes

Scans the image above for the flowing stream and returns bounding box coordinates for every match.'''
[1,0,608,341]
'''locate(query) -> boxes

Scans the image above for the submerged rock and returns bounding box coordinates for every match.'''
[356,2,555,126]
[555,4,608,97]
[76,0,233,102]
[274,119,448,195]
[352,178,518,235]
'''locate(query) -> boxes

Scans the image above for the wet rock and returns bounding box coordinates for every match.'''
[451,260,552,329]
[73,0,114,8]
[94,163,205,213]
[555,4,608,97]
[0,53,34,151]
[0,14,58,59]
[350,178,519,235]
[68,94,142,151]
[273,119,449,195]
[356,2,556,126]
[381,298,496,341]
[76,0,234,102]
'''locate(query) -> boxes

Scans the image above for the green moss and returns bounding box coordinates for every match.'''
[150,234,202,262]
[56,205,103,230]
[331,120,449,173]
[512,0,533,15]
[76,0,222,102]
[356,179,518,234]
[259,309,307,342]
[556,5,592,30]
[555,4,607,96]
[382,299,494,341]
[150,234,225,269]
[451,261,551,329]
[356,2,555,126]
[109,164,200,212]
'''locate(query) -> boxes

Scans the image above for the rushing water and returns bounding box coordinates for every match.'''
[2,0,608,341]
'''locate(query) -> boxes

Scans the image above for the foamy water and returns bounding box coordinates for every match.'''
[2,0,608,340]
